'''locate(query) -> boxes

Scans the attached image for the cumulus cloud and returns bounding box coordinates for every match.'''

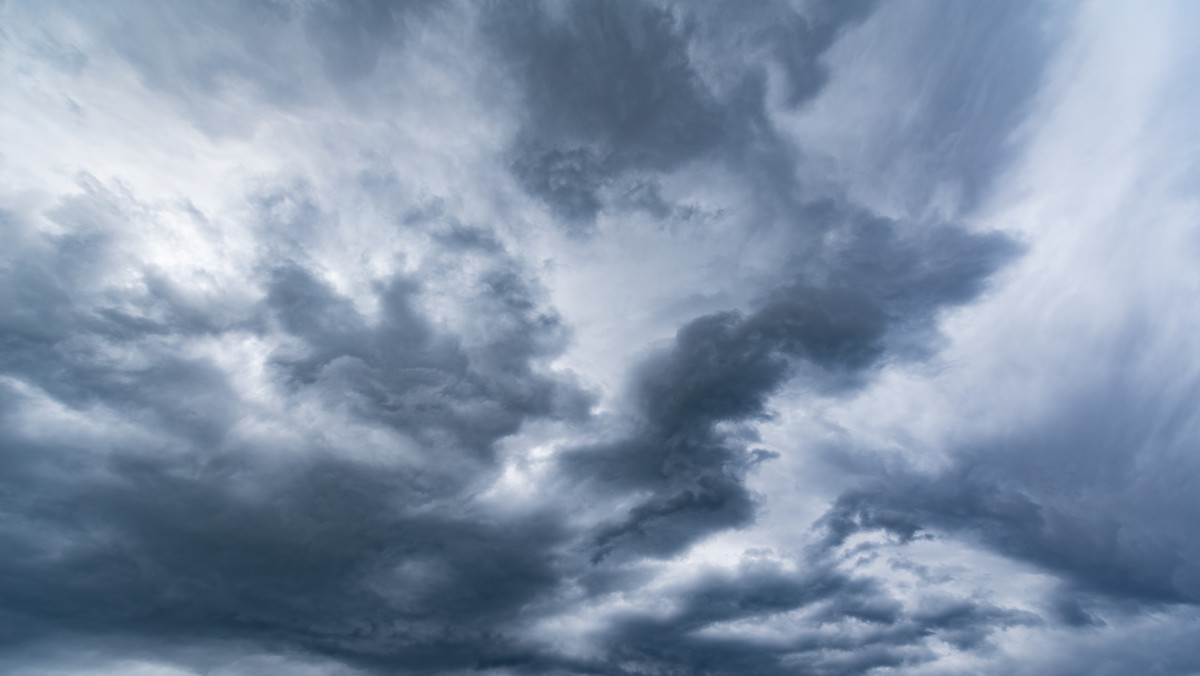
[1,0,1198,674]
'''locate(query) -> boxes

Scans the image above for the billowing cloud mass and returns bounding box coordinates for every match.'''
[2,1,1198,674]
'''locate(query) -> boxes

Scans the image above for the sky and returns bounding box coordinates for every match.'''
[1,1,1199,674]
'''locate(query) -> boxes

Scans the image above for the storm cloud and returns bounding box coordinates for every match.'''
[2,1,1198,674]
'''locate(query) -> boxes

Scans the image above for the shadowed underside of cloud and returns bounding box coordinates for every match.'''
[0,438,568,670]
[2,0,1197,674]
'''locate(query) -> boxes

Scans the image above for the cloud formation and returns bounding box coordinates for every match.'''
[2,1,1198,674]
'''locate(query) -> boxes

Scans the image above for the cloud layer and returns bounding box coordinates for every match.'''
[2,1,1198,674]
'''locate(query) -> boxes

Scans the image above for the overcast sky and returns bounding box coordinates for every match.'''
[2,1,1199,674]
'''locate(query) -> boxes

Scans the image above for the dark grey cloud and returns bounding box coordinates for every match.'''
[560,205,1015,564]
[809,310,1200,613]
[493,0,723,229]
[493,1,724,162]
[817,409,1200,608]
[567,554,1038,676]
[0,183,250,451]
[0,425,568,670]
[265,260,590,459]
[494,0,876,230]
[0,172,591,670]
